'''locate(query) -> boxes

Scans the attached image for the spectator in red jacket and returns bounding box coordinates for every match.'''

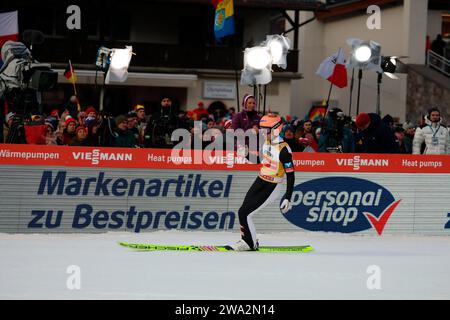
[191,102,210,121]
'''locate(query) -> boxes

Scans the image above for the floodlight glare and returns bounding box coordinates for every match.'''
[264,34,291,69]
[246,47,272,70]
[346,38,382,72]
[241,46,272,85]
[269,41,283,62]
[240,34,291,85]
[104,45,133,84]
[110,47,133,69]
[355,45,372,63]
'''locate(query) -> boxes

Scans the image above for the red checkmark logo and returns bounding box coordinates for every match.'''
[363,199,402,236]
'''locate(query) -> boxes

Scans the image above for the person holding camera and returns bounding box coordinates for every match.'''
[144,97,179,148]
[318,108,355,153]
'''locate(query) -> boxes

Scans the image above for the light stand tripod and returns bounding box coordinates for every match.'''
[356,69,363,115]
[376,72,382,116]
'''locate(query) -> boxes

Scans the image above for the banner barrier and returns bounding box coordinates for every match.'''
[0,144,449,235]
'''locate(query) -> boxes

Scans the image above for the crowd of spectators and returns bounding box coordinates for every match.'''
[2,94,449,155]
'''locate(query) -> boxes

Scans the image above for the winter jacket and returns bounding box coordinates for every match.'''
[232,110,260,132]
[356,113,399,154]
[413,116,450,155]
[113,129,137,148]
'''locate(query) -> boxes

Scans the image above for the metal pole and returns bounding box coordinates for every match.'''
[356,69,363,115]
[99,87,105,112]
[348,69,355,116]
[376,72,382,116]
[263,84,267,115]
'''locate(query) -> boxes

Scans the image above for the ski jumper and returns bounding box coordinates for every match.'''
[238,136,295,249]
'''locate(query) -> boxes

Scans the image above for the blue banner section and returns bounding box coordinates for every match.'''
[284,177,399,234]
[37,171,232,198]
[28,205,235,233]
[28,171,236,232]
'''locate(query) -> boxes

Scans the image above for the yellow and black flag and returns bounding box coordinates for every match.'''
[64,60,80,112]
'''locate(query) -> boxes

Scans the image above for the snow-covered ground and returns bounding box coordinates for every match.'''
[1,231,449,300]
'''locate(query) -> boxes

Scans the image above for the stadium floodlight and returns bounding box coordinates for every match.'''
[95,46,133,84]
[380,55,408,80]
[264,34,291,69]
[105,46,133,84]
[354,45,372,63]
[346,38,382,72]
[241,46,272,85]
[246,46,272,70]
[110,46,133,70]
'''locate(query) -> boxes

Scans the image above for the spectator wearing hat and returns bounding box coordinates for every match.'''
[113,115,136,148]
[126,112,139,142]
[223,119,233,130]
[191,102,209,121]
[133,105,148,147]
[232,94,260,132]
[413,107,450,155]
[50,109,60,118]
[134,105,147,125]
[70,126,88,146]
[283,125,304,152]
[355,112,399,153]
[144,97,180,148]
[382,114,395,132]
[80,114,100,147]
[402,122,416,154]
[85,106,97,118]
[232,94,261,156]
[61,117,77,145]
[44,119,58,145]
[3,112,15,143]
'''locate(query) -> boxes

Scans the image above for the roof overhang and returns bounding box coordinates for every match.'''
[317,0,402,22]
[153,0,326,11]
[55,69,198,88]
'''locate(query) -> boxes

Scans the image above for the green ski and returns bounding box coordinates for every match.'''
[118,242,313,253]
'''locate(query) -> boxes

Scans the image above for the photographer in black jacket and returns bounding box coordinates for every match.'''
[355,112,399,154]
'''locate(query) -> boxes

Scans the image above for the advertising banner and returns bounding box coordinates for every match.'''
[1,144,449,235]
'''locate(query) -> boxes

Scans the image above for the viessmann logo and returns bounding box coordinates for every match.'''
[284,177,401,235]
[72,149,133,165]
[336,156,389,171]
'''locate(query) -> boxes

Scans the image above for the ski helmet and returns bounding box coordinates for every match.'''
[260,114,282,136]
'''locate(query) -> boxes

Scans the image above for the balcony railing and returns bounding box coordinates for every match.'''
[427,50,450,77]
[33,38,299,73]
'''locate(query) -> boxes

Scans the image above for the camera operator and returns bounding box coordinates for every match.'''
[318,108,355,153]
[355,112,399,154]
[0,41,58,144]
[144,96,179,148]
